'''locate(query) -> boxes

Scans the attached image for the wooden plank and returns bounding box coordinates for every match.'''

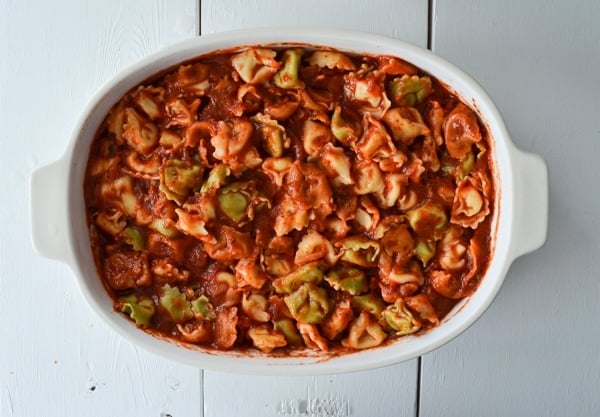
[201,0,428,46]
[204,364,419,417]
[199,2,427,417]
[422,1,600,416]
[0,1,201,416]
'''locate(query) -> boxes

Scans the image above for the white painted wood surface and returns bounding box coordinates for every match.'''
[201,2,427,416]
[421,1,600,416]
[3,0,598,416]
[0,1,201,416]
[201,0,428,45]
[204,365,419,417]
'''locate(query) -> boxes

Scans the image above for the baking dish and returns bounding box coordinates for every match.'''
[30,28,547,375]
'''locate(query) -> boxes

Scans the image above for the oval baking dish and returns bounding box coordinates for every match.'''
[30,28,547,375]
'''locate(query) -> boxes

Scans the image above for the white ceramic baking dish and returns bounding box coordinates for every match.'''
[30,28,548,375]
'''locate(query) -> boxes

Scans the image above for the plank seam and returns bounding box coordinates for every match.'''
[199,368,204,417]
[427,0,433,50]
[416,356,422,417]
[197,0,202,35]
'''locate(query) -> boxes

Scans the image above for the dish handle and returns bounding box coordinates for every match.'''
[509,145,549,261]
[30,156,73,264]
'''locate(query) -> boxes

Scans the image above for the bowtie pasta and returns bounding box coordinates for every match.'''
[85,45,496,354]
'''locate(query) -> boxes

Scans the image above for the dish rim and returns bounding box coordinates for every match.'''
[51,28,520,374]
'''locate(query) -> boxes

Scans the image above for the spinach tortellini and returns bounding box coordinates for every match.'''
[119,294,155,328]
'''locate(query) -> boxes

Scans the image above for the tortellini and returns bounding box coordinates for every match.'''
[247,326,288,353]
[321,298,353,340]
[211,118,262,173]
[337,236,380,267]
[86,45,495,354]
[94,209,127,236]
[159,159,203,205]
[383,107,431,146]
[119,294,155,328]
[294,230,337,266]
[235,258,268,289]
[342,311,387,350]
[331,104,361,144]
[124,151,160,178]
[231,48,280,84]
[133,86,164,120]
[308,50,356,71]
[273,48,305,89]
[242,292,271,322]
[344,68,391,118]
[319,144,354,186]
[159,284,194,323]
[122,108,159,155]
[353,160,384,195]
[284,282,331,324]
[216,181,269,223]
[451,171,492,229]
[443,103,482,159]
[407,202,448,237]
[251,113,289,157]
[272,262,323,294]
[177,321,212,344]
[388,75,433,107]
[382,300,421,335]
[302,119,334,157]
[325,267,368,295]
[273,318,303,346]
[298,323,329,352]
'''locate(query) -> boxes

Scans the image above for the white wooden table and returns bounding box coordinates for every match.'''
[1,1,599,416]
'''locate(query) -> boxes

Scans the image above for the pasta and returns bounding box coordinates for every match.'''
[85,45,496,354]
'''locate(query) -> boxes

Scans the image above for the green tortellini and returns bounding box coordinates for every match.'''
[273,48,305,89]
[149,218,179,238]
[331,104,359,144]
[273,318,303,346]
[325,267,368,295]
[407,203,448,237]
[251,113,290,157]
[216,181,268,223]
[414,239,436,267]
[382,299,421,336]
[284,282,331,324]
[201,164,231,192]
[191,295,216,321]
[159,284,194,323]
[120,294,155,328]
[217,185,249,223]
[159,159,203,205]
[351,294,386,317]
[388,75,433,107]
[339,236,380,267]
[124,225,145,251]
[272,263,323,294]
[457,151,475,180]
